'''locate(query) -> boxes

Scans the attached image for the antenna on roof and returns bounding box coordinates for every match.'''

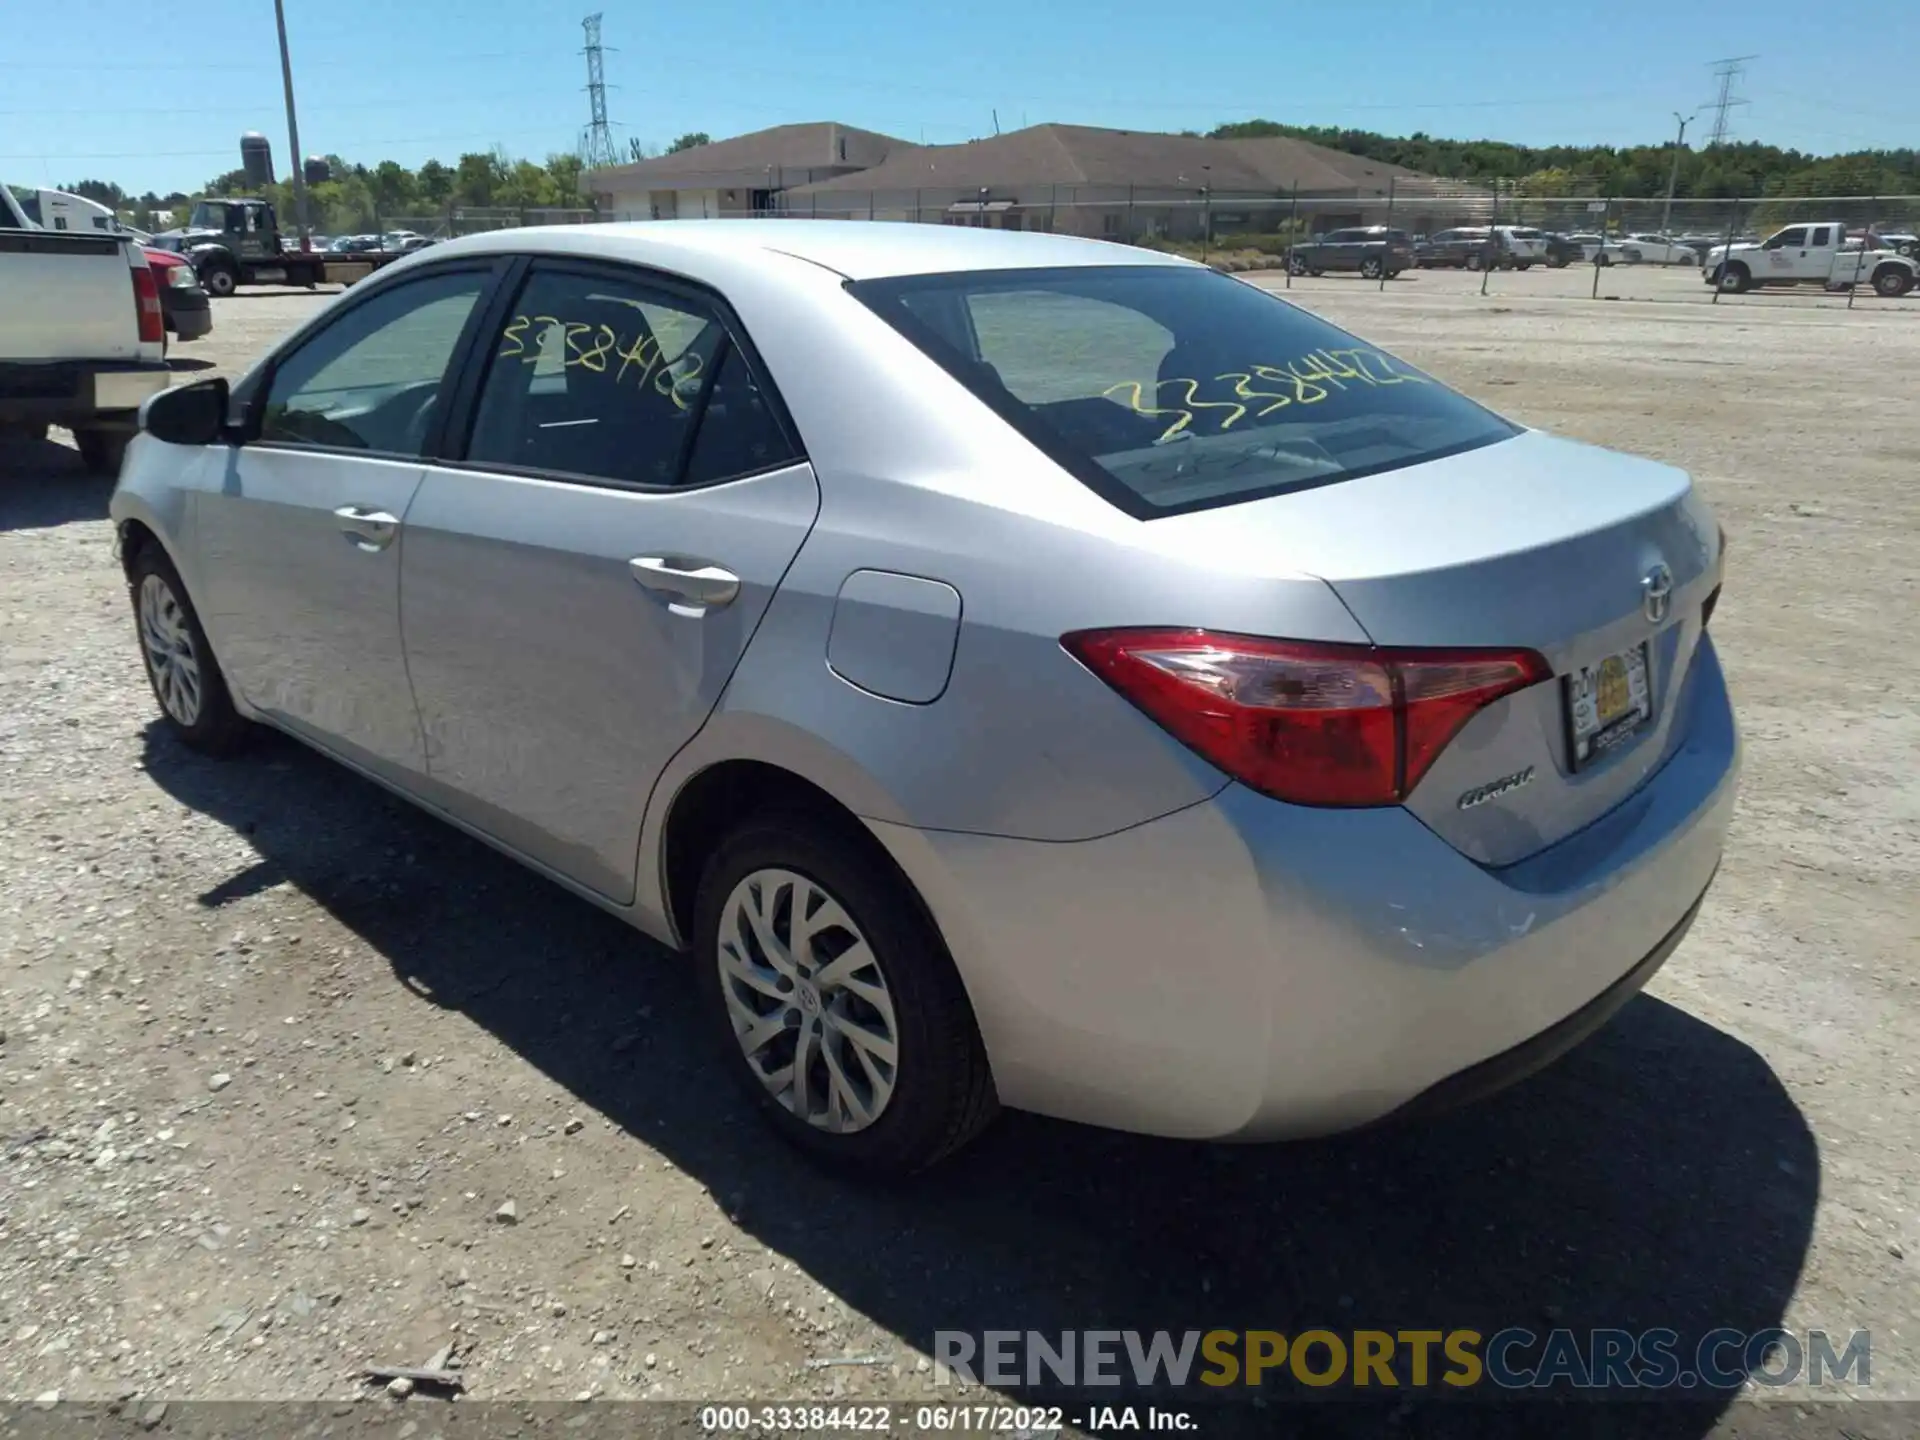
[992,109,1001,136]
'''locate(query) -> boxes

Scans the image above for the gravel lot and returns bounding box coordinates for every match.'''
[2,268,1916,1432]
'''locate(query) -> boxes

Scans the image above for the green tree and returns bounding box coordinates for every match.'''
[416,159,455,208]
[544,152,585,201]
[667,132,711,153]
[368,160,416,218]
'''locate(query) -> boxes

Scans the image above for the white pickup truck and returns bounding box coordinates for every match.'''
[1,182,173,473]
[1704,221,1917,298]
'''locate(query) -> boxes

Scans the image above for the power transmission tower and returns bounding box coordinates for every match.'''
[1702,56,1755,148]
[578,13,619,171]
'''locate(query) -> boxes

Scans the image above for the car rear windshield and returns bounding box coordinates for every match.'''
[849,265,1517,518]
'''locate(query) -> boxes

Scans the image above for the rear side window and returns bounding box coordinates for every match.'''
[852,265,1517,518]
[1808,225,1832,246]
[465,268,795,487]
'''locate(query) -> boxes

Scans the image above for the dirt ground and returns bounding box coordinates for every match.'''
[2,269,1917,1433]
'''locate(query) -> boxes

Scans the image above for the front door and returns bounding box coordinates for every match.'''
[400,261,819,902]
[1763,225,1809,278]
[194,266,495,784]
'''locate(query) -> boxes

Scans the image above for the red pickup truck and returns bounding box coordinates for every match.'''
[140,247,212,347]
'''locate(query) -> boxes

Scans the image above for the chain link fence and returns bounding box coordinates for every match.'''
[592,187,1919,309]
[364,188,1918,310]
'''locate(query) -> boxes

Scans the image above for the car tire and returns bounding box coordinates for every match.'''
[1466,253,1484,272]
[1716,262,1751,294]
[693,810,998,1178]
[127,543,251,756]
[1547,255,1569,269]
[1308,267,1323,277]
[1515,261,1533,271]
[73,427,129,477]
[201,261,239,298]
[1596,253,1613,268]
[1360,257,1383,279]
[1872,266,1913,298]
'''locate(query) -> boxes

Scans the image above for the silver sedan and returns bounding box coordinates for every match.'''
[113,221,1738,1174]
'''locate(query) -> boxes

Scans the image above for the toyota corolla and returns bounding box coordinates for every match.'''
[112,221,1738,1175]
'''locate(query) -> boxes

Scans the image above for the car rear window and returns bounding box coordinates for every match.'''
[849,265,1517,518]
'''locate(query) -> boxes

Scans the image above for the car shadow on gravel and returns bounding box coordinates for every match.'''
[143,723,1818,1440]
[0,432,112,531]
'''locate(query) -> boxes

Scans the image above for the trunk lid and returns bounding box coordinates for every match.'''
[1140,429,1722,864]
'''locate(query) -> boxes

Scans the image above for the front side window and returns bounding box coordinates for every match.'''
[1768,227,1809,249]
[465,268,794,487]
[259,270,486,453]
[854,265,1517,518]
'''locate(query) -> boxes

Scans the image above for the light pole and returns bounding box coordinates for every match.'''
[273,0,311,244]
[1200,163,1212,262]
[1660,111,1695,239]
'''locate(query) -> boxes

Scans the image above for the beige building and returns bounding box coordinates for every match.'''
[587,121,905,221]
[585,121,1493,241]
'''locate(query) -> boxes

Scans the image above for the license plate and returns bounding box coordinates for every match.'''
[1566,643,1653,768]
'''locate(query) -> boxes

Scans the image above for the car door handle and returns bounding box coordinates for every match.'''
[629,556,740,611]
[334,505,399,551]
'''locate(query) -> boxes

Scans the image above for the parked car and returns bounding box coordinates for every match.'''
[327,234,382,255]
[1704,220,1915,296]
[1674,234,1731,262]
[1564,233,1635,267]
[1415,227,1501,270]
[1493,226,1550,269]
[1536,232,1588,268]
[113,221,1737,1174]
[1287,225,1415,278]
[1,179,172,472]
[1621,234,1700,265]
[140,247,212,347]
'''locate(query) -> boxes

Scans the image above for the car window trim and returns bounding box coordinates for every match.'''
[433,254,805,496]
[849,264,1519,523]
[242,258,512,462]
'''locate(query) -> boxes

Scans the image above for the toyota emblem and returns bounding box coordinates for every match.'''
[1642,563,1674,624]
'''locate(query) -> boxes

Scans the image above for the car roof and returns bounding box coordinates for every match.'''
[426,218,1196,281]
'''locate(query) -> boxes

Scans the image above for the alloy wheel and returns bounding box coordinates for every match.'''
[138,573,203,725]
[716,867,900,1134]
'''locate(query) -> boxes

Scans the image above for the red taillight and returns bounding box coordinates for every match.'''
[1062,628,1550,807]
[131,264,165,345]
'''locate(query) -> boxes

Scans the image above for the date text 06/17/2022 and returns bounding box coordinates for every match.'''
[697,1403,1196,1433]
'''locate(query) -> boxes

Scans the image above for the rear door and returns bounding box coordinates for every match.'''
[1801,223,1839,279]
[399,259,818,903]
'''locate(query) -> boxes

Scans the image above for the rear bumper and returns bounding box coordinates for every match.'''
[871,637,1739,1141]
[0,360,172,426]
[163,288,212,340]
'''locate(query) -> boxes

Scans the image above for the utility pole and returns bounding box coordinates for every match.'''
[273,0,310,243]
[1661,112,1695,237]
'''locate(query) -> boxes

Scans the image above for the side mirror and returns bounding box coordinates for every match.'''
[140,377,230,446]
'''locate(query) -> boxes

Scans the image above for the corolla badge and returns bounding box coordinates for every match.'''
[1457,766,1535,810]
